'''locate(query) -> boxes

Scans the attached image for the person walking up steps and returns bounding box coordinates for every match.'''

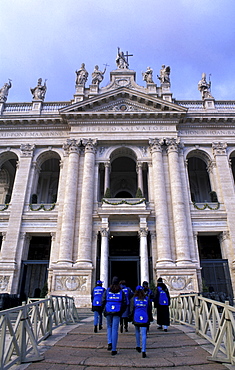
[102,276,126,356]
[119,280,133,333]
[153,277,170,332]
[91,280,106,332]
[129,285,152,358]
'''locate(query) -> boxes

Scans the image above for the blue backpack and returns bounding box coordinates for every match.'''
[106,289,122,313]
[92,286,105,306]
[133,297,148,323]
[122,287,131,305]
[158,286,169,305]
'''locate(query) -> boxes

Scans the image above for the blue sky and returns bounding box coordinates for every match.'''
[1,0,235,103]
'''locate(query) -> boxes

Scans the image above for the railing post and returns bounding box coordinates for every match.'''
[225,300,233,364]
[195,294,199,334]
[48,296,53,336]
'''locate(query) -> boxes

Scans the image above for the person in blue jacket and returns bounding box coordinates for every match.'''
[91,280,106,333]
[102,276,126,356]
[119,280,133,333]
[129,285,152,358]
[153,277,170,332]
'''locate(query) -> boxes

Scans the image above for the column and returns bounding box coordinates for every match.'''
[25,161,40,204]
[207,159,222,201]
[212,142,235,269]
[149,138,172,264]
[76,139,97,266]
[136,161,144,194]
[58,139,81,264]
[0,144,35,271]
[100,221,109,288]
[139,227,149,283]
[166,138,191,264]
[104,161,110,194]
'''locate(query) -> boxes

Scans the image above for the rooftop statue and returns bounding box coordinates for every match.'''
[91,65,106,86]
[75,63,89,85]
[142,67,154,84]
[0,79,12,102]
[30,78,47,100]
[116,47,130,69]
[157,65,171,85]
[198,73,213,99]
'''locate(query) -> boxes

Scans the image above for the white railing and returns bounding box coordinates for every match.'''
[169,294,235,365]
[0,295,79,369]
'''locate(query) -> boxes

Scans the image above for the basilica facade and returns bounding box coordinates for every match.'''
[0,51,235,307]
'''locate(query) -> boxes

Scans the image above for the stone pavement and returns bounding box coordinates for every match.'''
[13,309,234,370]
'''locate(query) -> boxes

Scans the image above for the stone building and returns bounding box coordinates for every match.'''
[0,51,235,307]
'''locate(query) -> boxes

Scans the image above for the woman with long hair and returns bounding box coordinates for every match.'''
[130,285,152,358]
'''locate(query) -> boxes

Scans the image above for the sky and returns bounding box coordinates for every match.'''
[1,0,235,103]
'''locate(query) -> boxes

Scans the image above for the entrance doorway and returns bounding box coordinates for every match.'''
[109,234,139,291]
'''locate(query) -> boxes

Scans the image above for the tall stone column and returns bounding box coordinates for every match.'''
[25,161,40,204]
[104,161,110,194]
[58,139,81,265]
[0,144,35,291]
[136,161,144,194]
[100,223,109,289]
[139,227,149,283]
[212,142,235,271]
[149,138,172,264]
[166,138,191,264]
[76,139,97,266]
[207,159,222,201]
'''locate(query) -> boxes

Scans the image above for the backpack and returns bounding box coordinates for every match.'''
[105,289,122,313]
[122,287,131,305]
[92,286,105,306]
[158,286,169,305]
[133,297,149,323]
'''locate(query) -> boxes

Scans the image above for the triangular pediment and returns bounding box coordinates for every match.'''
[59,87,187,117]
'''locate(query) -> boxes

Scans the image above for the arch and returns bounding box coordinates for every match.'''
[229,149,235,185]
[186,150,212,203]
[0,151,18,204]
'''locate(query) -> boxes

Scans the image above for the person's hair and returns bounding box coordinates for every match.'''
[109,283,121,293]
[134,289,146,299]
[119,280,126,285]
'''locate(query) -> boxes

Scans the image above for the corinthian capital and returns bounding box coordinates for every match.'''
[101,227,109,237]
[149,138,164,153]
[63,139,81,154]
[82,138,97,153]
[165,138,181,153]
[138,227,148,237]
[20,143,35,157]
[212,142,227,156]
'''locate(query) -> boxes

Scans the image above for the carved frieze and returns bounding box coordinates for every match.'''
[0,275,10,291]
[212,141,227,155]
[20,143,35,157]
[164,275,194,291]
[55,275,88,293]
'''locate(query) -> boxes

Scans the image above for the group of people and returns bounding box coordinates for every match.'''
[91,277,170,358]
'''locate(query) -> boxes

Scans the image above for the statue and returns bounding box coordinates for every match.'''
[157,65,171,85]
[142,67,154,84]
[0,79,12,102]
[116,47,129,69]
[198,73,213,99]
[30,78,47,100]
[91,65,106,86]
[75,63,88,85]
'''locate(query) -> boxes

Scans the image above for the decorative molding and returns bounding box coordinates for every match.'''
[55,275,88,292]
[0,275,10,291]
[165,275,193,291]
[20,143,35,157]
[212,141,227,155]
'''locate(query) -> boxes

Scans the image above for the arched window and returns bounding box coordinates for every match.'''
[0,153,17,204]
[187,156,212,202]
[111,156,137,198]
[230,151,235,185]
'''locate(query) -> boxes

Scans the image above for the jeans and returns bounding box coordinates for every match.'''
[135,326,147,352]
[106,315,120,351]
[94,311,102,326]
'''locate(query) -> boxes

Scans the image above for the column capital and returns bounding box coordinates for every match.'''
[212,141,227,156]
[101,227,109,237]
[138,227,148,238]
[149,138,163,153]
[20,143,35,157]
[207,159,216,174]
[218,230,230,242]
[165,138,182,154]
[82,138,97,154]
[63,139,81,155]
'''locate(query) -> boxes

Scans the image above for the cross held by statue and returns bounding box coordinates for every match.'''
[124,51,133,64]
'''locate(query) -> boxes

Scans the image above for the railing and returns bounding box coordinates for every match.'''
[0,295,79,369]
[169,293,235,365]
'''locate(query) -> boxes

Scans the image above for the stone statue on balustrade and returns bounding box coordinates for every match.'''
[157,65,171,85]
[116,47,129,69]
[30,78,47,100]
[198,73,213,99]
[142,67,154,84]
[91,65,106,86]
[0,79,12,102]
[75,63,89,85]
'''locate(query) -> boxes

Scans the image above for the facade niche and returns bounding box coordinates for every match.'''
[34,156,60,204]
[187,156,212,202]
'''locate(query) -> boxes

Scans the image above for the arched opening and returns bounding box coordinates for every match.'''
[0,153,18,204]
[32,154,60,204]
[187,156,212,202]
[230,151,235,184]
[110,156,137,198]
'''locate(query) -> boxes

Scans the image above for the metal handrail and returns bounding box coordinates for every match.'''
[169,293,235,365]
[0,295,79,369]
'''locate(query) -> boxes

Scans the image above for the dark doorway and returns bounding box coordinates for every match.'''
[19,236,51,300]
[109,234,139,291]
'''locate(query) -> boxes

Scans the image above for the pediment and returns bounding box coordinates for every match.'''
[59,87,187,117]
